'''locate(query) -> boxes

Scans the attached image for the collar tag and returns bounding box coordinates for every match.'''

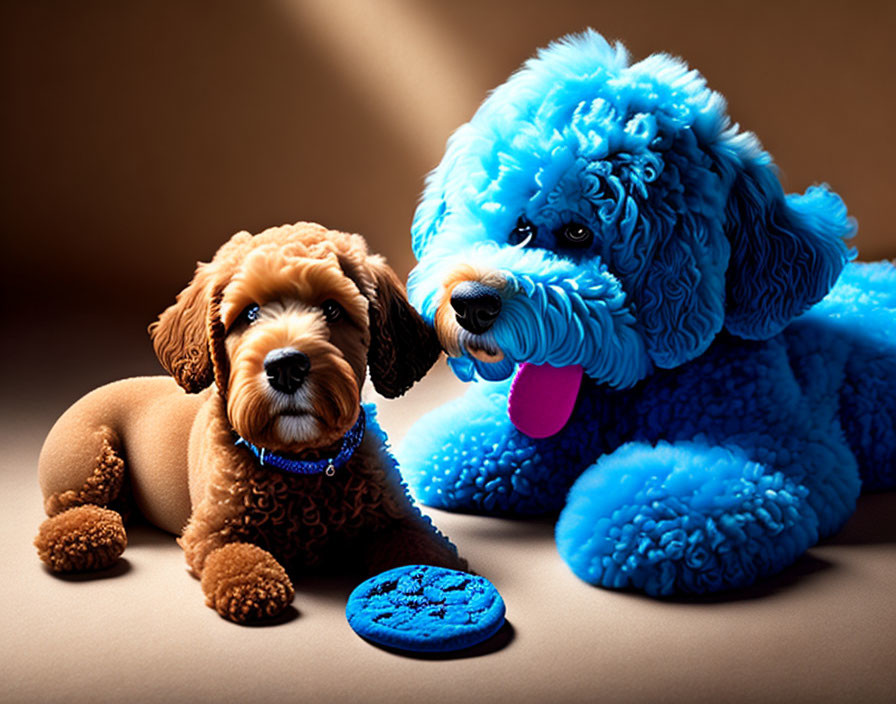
[235,407,366,476]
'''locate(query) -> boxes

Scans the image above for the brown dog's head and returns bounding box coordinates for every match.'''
[149,222,440,452]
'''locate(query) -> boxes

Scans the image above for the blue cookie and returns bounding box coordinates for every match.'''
[346,565,506,652]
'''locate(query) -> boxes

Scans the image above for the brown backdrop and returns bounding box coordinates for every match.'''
[2,6,895,702]
[2,0,895,395]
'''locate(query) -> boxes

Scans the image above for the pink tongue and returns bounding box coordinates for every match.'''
[508,363,583,439]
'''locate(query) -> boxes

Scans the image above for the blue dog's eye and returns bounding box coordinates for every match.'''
[555,222,594,249]
[509,216,537,246]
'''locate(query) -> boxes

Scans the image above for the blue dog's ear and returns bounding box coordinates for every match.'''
[723,158,854,340]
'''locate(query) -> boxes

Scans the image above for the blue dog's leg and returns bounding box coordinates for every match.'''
[398,380,597,515]
[556,441,820,595]
[822,262,896,492]
[840,348,896,492]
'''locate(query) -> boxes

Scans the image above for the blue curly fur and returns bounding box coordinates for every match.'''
[556,443,820,594]
[400,30,895,595]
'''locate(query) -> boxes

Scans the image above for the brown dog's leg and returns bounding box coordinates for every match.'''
[36,424,129,572]
[362,517,469,575]
[180,494,295,623]
[200,543,295,623]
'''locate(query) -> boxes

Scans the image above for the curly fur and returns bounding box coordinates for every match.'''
[400,31,895,595]
[408,31,854,382]
[36,222,464,621]
[178,397,425,576]
[34,505,127,572]
[201,543,295,623]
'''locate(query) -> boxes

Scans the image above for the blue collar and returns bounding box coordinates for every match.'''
[235,407,366,477]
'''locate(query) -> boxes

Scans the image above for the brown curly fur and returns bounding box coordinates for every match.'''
[201,543,294,623]
[178,393,461,578]
[37,222,464,623]
[35,505,127,572]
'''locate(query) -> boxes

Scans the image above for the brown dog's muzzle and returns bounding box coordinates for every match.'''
[264,348,311,395]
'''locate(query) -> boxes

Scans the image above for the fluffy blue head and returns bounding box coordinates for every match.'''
[409,30,854,386]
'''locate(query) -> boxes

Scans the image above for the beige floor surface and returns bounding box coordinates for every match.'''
[2,363,895,704]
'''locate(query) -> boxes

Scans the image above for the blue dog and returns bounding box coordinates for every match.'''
[399,30,896,595]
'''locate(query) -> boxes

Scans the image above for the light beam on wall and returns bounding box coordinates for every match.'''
[277,0,481,162]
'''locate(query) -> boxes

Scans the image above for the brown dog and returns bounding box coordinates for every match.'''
[35,222,466,623]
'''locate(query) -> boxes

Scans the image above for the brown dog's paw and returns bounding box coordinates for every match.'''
[35,505,127,572]
[201,543,294,623]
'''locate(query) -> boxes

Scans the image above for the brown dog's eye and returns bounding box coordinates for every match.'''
[321,299,344,323]
[241,304,261,325]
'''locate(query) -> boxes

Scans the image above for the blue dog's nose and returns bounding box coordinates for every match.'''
[451,281,502,334]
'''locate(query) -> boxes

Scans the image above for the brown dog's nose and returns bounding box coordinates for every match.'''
[451,281,502,334]
[264,349,310,395]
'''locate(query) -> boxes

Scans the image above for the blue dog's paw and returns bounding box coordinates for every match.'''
[398,382,515,512]
[398,381,584,515]
[556,442,820,595]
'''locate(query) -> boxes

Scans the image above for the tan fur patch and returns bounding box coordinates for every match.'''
[44,429,125,516]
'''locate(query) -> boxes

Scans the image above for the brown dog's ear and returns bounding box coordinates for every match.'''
[149,262,216,393]
[149,231,252,393]
[365,255,442,398]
